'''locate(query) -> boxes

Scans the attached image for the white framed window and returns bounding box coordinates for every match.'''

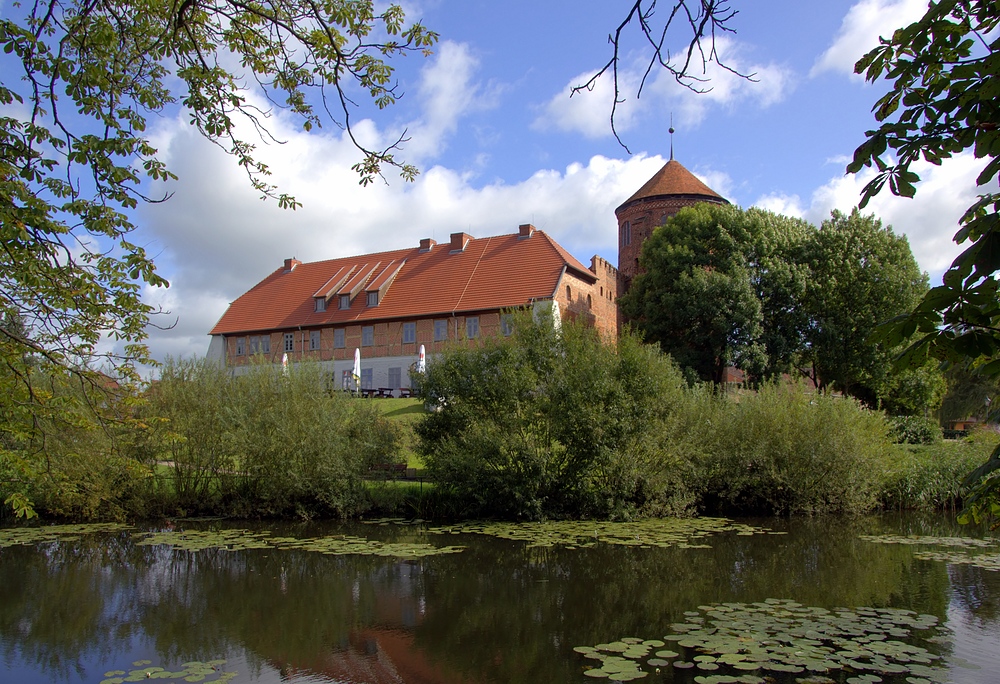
[339,294,350,310]
[402,322,416,344]
[500,315,513,337]
[334,328,345,349]
[466,316,479,339]
[235,337,245,355]
[249,336,260,355]
[284,333,294,352]
[342,369,353,389]
[388,367,401,390]
[314,297,326,312]
[434,319,447,342]
[361,368,373,390]
[310,330,321,351]
[362,326,374,347]
[366,291,379,306]
[260,336,270,354]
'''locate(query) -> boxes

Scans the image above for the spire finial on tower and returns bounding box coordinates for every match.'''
[669,113,675,161]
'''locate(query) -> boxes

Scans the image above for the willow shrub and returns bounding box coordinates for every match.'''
[881,429,1000,511]
[695,384,894,515]
[144,358,401,517]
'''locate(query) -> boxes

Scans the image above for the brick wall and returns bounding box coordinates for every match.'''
[552,257,619,340]
[223,312,507,366]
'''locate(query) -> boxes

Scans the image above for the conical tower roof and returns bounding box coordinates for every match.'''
[616,159,726,213]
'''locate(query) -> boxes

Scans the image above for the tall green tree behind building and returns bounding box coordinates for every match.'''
[621,204,942,414]
[619,203,812,384]
[803,209,929,406]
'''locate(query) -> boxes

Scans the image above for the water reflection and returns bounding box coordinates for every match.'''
[0,514,995,684]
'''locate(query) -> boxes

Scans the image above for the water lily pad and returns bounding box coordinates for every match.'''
[426,517,773,550]
[574,599,950,682]
[131,528,465,558]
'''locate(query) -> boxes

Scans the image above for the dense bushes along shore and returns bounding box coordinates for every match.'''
[416,315,995,520]
[1,318,996,522]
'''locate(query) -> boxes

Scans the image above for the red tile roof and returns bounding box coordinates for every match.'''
[209,230,598,335]
[617,159,726,211]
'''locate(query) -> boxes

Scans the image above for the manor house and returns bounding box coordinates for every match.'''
[206,157,726,392]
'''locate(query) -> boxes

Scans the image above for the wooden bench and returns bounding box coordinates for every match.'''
[370,463,408,479]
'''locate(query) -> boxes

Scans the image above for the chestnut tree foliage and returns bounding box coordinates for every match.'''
[845,0,1000,527]
[0,0,436,516]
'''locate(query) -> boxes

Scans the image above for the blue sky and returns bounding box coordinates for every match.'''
[122,0,990,364]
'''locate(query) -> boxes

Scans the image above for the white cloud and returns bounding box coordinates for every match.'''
[404,41,501,159]
[812,0,928,78]
[754,193,806,219]
[533,68,642,139]
[753,151,994,280]
[648,37,795,128]
[535,35,794,136]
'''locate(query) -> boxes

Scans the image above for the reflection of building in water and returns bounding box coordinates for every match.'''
[268,561,472,684]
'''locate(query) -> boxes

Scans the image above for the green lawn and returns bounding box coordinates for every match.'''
[371,397,427,470]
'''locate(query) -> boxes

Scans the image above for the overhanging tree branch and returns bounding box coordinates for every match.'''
[572,0,748,152]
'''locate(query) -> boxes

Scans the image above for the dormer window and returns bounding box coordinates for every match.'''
[367,291,379,307]
[314,298,326,312]
[339,294,350,310]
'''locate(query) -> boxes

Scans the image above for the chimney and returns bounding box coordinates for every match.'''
[283,258,301,273]
[450,232,471,253]
[419,238,436,252]
[518,223,535,239]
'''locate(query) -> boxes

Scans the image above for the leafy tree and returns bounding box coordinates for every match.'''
[416,313,691,520]
[846,0,1000,525]
[803,209,932,408]
[620,203,811,384]
[0,0,435,516]
[622,205,942,413]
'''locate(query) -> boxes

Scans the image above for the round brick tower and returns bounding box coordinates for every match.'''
[616,158,729,293]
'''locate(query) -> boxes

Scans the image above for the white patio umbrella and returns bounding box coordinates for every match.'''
[417,344,426,374]
[281,352,288,376]
[352,348,361,391]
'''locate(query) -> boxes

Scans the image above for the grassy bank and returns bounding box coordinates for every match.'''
[373,398,426,471]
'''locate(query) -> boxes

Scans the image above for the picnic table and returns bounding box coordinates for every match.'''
[399,387,413,398]
[377,387,395,398]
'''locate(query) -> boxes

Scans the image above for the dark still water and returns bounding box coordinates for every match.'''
[1,514,998,684]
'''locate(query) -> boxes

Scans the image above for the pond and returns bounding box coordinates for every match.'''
[1,514,998,684]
